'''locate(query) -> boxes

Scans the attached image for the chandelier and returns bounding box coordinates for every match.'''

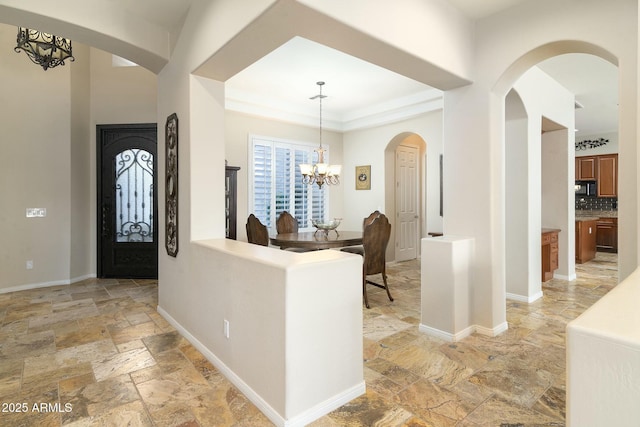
[300,81,342,188]
[15,28,74,71]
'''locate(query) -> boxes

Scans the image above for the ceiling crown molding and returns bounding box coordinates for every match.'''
[225,88,443,132]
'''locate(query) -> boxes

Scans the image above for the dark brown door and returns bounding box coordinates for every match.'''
[97,124,158,278]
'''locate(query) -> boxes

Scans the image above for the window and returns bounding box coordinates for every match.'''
[114,148,154,242]
[249,135,328,231]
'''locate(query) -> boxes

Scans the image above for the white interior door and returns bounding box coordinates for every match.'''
[396,145,419,261]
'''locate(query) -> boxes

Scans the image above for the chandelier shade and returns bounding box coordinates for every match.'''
[300,81,342,188]
[15,28,74,71]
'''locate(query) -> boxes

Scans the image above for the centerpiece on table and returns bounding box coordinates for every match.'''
[311,218,341,238]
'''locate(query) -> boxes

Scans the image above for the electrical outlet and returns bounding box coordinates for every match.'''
[223,319,230,339]
[26,260,33,270]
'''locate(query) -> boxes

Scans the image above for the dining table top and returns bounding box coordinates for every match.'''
[270,230,363,250]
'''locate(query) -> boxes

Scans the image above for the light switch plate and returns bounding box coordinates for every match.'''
[223,319,230,338]
[26,208,46,217]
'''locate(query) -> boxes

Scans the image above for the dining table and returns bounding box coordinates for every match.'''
[270,230,363,250]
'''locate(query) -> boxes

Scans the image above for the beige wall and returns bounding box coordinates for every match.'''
[0,23,157,292]
[342,111,444,236]
[70,42,91,281]
[0,24,72,290]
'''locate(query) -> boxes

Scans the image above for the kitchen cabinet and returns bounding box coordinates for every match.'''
[575,219,597,264]
[575,154,618,197]
[576,156,597,181]
[542,228,560,282]
[596,217,618,253]
[597,154,618,197]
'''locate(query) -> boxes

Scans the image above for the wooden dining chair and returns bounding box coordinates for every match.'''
[363,210,381,228]
[276,211,298,234]
[360,213,394,309]
[276,211,314,252]
[341,210,381,256]
[246,214,269,246]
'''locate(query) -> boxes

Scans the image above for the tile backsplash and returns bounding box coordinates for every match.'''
[575,195,618,211]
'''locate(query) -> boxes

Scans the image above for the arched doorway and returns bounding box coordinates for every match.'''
[384,133,428,262]
[502,50,620,303]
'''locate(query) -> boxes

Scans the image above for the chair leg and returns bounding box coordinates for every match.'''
[382,272,394,302]
[363,276,370,309]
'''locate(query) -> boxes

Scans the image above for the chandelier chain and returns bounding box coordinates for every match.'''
[299,81,341,188]
[318,82,323,149]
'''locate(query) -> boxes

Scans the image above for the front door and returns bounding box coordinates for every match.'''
[395,144,419,262]
[97,124,158,278]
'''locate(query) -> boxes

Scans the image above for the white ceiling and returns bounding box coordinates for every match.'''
[225,37,618,137]
[112,0,192,33]
[224,37,443,131]
[128,0,619,137]
[445,0,531,19]
[537,54,618,136]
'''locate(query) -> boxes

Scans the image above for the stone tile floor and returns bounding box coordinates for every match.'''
[0,253,617,426]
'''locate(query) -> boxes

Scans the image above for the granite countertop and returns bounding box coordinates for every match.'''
[576,209,618,219]
[575,216,599,222]
[542,228,561,234]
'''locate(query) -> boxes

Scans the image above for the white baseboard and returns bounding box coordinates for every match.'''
[419,321,509,341]
[157,305,363,427]
[71,273,97,284]
[476,321,509,337]
[0,273,96,294]
[506,290,543,303]
[554,273,577,281]
[418,323,475,342]
[284,382,365,427]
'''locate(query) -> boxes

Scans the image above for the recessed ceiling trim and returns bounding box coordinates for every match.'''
[342,92,444,132]
[342,89,442,122]
[225,89,444,132]
[225,97,342,131]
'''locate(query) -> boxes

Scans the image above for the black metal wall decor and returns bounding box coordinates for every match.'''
[165,113,179,257]
[575,138,609,151]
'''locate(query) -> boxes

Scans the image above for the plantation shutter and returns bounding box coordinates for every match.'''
[250,136,328,232]
[252,141,273,227]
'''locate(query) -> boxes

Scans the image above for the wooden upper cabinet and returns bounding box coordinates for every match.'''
[576,156,597,181]
[597,154,618,197]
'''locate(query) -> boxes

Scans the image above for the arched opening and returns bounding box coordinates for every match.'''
[500,47,619,304]
[0,4,172,73]
[384,132,428,262]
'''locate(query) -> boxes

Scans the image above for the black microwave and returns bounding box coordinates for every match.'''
[575,181,596,196]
